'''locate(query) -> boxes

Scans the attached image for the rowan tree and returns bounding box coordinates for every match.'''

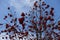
[24,0,60,40]
[0,0,60,40]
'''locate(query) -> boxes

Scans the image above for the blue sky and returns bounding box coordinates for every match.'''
[0,0,60,39]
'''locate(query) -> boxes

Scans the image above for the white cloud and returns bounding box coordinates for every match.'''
[10,0,37,13]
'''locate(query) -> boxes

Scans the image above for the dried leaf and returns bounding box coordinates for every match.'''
[34,1,38,7]
[21,12,25,16]
[18,17,24,24]
[22,23,25,29]
[42,1,46,6]
[6,24,10,28]
[4,16,7,19]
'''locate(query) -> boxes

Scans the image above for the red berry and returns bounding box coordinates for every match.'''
[4,16,7,19]
[8,7,10,10]
[47,16,51,20]
[39,26,42,30]
[51,7,54,10]
[50,10,54,16]
[40,16,43,20]
[45,5,50,9]
[50,18,54,21]
[58,21,60,25]
[45,11,48,15]
[6,24,10,28]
